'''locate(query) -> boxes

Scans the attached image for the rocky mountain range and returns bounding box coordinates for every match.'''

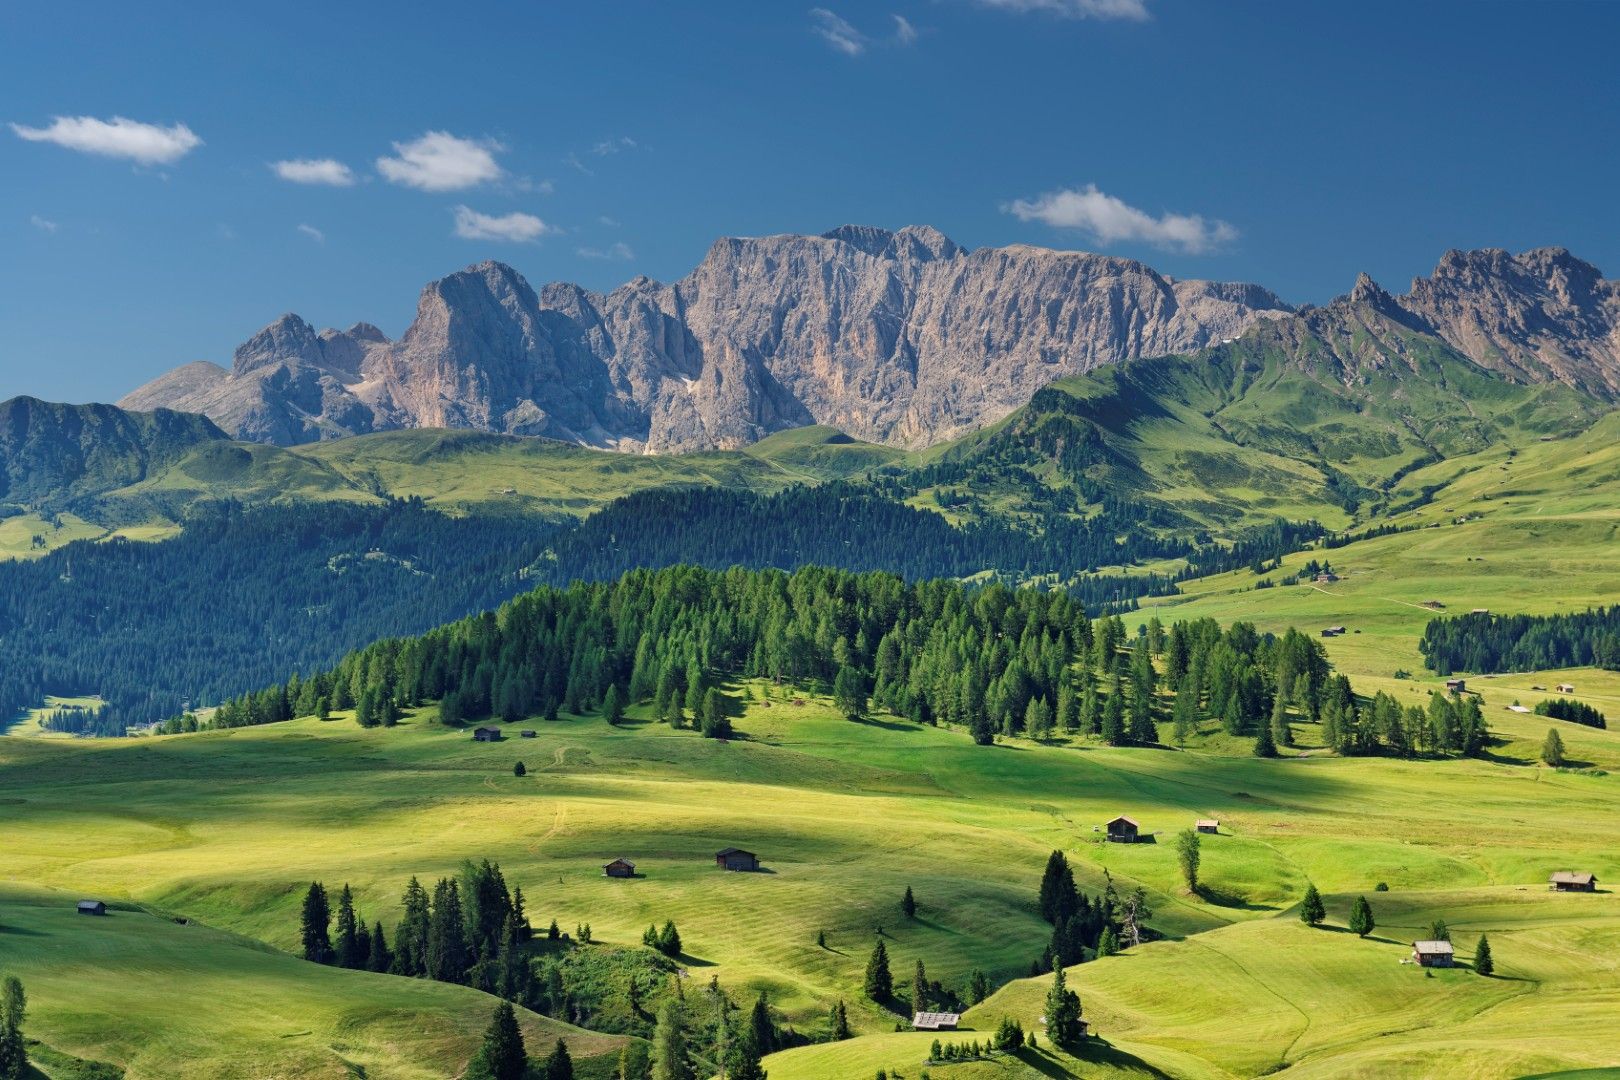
[120,227,1620,452]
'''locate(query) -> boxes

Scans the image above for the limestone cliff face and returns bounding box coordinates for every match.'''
[1397,247,1620,396]
[122,227,1618,451]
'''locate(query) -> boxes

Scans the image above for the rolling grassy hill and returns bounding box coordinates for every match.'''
[2,677,1616,1078]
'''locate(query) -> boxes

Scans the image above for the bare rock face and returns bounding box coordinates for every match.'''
[124,227,1619,452]
[1397,247,1620,396]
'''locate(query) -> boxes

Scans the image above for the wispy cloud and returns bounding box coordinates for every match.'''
[452,205,556,243]
[972,0,1149,19]
[10,115,201,165]
[1003,184,1237,254]
[297,223,326,244]
[564,151,592,176]
[215,223,237,242]
[29,214,58,233]
[378,132,503,192]
[893,14,919,43]
[577,241,635,261]
[591,136,637,156]
[810,8,867,55]
[599,215,621,228]
[271,158,355,186]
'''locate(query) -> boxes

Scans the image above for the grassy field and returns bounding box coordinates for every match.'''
[3,675,1617,1078]
[0,696,105,738]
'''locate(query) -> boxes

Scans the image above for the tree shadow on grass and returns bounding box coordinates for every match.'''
[1195,885,1278,913]
[1020,1039,1176,1080]
[847,714,916,732]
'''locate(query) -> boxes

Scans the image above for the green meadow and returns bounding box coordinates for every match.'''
[3,674,1617,1078]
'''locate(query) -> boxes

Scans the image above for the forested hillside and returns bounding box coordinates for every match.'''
[1420,607,1620,675]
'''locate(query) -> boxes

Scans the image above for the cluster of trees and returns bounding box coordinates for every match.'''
[1036,851,1149,973]
[1535,698,1606,729]
[633,981,777,1080]
[301,861,537,1003]
[1420,607,1620,675]
[641,921,683,958]
[0,976,24,1080]
[0,500,557,733]
[1323,689,1487,758]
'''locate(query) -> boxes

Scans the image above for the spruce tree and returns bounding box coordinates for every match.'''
[367,920,392,972]
[300,881,333,964]
[1253,721,1278,758]
[543,1038,574,1080]
[1044,964,1084,1047]
[901,885,917,920]
[1270,692,1293,748]
[1428,917,1451,941]
[514,760,527,777]
[1095,926,1118,957]
[834,665,867,720]
[650,999,692,1080]
[864,939,893,1002]
[1542,728,1566,767]
[912,958,928,1011]
[604,684,626,726]
[0,976,25,1080]
[829,999,851,1040]
[478,1001,528,1080]
[1474,933,1494,976]
[1348,896,1375,938]
[968,969,990,1005]
[658,920,682,958]
[1176,827,1201,894]
[1101,674,1126,745]
[335,883,362,969]
[747,990,776,1056]
[1299,882,1326,926]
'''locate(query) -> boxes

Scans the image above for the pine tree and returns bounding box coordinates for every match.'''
[1348,896,1375,938]
[543,1038,574,1080]
[829,999,852,1040]
[393,876,431,976]
[1101,674,1126,745]
[1270,692,1293,748]
[1428,917,1451,941]
[300,881,333,964]
[968,969,990,1005]
[1542,727,1566,767]
[478,1001,528,1080]
[604,684,626,726]
[427,878,470,984]
[1176,827,1201,894]
[0,976,26,1080]
[864,939,893,1002]
[650,999,692,1080]
[514,760,527,777]
[1044,964,1084,1047]
[1095,926,1118,957]
[834,665,867,720]
[747,990,776,1056]
[1474,933,1494,976]
[901,885,917,920]
[334,884,362,969]
[732,1041,768,1080]
[1299,882,1326,926]
[1253,721,1278,758]
[912,958,928,1011]
[658,920,682,958]
[367,920,392,972]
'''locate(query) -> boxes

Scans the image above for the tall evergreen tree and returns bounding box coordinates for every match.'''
[1253,721,1278,758]
[542,1038,574,1080]
[393,876,431,976]
[1542,728,1566,766]
[828,999,851,1040]
[603,684,626,726]
[864,939,893,1002]
[1176,828,1201,894]
[746,990,776,1056]
[367,920,393,972]
[477,1001,528,1080]
[650,999,692,1080]
[1101,674,1126,745]
[0,976,25,1080]
[1044,964,1083,1047]
[334,884,363,969]
[901,885,917,920]
[1299,882,1326,926]
[300,881,333,964]
[427,878,470,984]
[1348,896,1375,938]
[912,958,928,1011]
[1474,933,1494,976]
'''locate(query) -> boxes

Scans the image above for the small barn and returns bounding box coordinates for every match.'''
[603,858,637,879]
[1195,819,1219,834]
[716,847,759,872]
[913,1012,961,1031]
[1316,571,1339,584]
[77,900,107,916]
[1550,871,1597,892]
[1321,626,1346,638]
[1472,608,1490,615]
[1444,678,1467,693]
[1555,683,1576,694]
[1412,940,1455,967]
[520,730,538,739]
[1105,816,1140,843]
[472,726,502,742]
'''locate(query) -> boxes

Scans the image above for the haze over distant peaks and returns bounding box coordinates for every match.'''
[119,227,1620,452]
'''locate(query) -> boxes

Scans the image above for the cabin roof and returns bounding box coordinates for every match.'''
[1413,940,1454,955]
[716,847,754,857]
[1196,819,1219,828]
[912,1012,961,1029]
[1550,871,1595,885]
[1106,815,1139,828]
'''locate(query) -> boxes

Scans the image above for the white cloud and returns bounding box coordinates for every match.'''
[973,0,1149,19]
[271,158,355,186]
[378,132,503,192]
[577,242,635,261]
[893,14,918,43]
[452,205,555,243]
[10,115,201,165]
[591,136,637,156]
[1003,184,1237,254]
[297,223,326,244]
[598,215,621,227]
[810,9,867,55]
[29,215,58,233]
[564,151,592,176]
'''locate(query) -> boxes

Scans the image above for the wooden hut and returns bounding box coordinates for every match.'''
[603,858,637,879]
[77,900,107,916]
[1555,683,1575,694]
[912,1012,961,1031]
[1195,819,1219,834]
[715,847,759,871]
[1549,871,1597,892]
[1444,678,1467,693]
[472,726,502,742]
[1411,940,1455,967]
[1105,816,1140,843]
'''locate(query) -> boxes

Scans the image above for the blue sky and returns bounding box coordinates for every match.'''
[3,1,1617,403]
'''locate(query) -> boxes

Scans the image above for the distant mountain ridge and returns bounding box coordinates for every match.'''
[117,229,1620,454]
[120,225,1295,451]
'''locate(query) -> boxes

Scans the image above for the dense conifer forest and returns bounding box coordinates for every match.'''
[1420,607,1620,675]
